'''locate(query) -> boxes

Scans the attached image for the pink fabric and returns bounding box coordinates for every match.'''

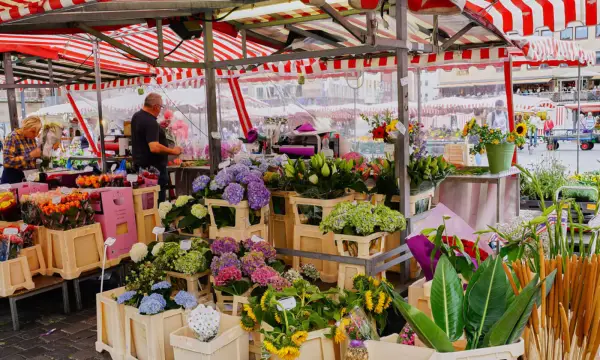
[297,123,316,132]
[544,119,555,132]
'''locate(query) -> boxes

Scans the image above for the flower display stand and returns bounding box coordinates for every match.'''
[409,188,435,216]
[166,270,211,300]
[46,223,104,280]
[212,278,254,314]
[33,226,49,268]
[365,335,524,359]
[232,296,261,358]
[170,314,249,360]
[269,327,335,360]
[90,187,138,266]
[132,186,161,245]
[334,232,386,291]
[204,199,267,241]
[268,191,295,265]
[290,194,354,283]
[96,287,127,360]
[19,245,46,276]
[0,256,34,297]
[407,278,432,318]
[124,306,184,360]
[177,227,208,238]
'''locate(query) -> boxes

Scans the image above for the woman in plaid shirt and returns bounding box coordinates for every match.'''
[1,116,42,184]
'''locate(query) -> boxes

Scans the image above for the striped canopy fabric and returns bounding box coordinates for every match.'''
[0,0,98,24]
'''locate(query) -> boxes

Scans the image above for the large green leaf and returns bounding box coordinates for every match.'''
[464,256,509,349]
[391,297,455,353]
[431,255,465,342]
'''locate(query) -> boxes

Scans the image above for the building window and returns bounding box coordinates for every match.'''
[596,51,600,65]
[575,26,588,39]
[540,64,549,69]
[560,27,573,40]
[596,25,600,37]
[540,29,553,37]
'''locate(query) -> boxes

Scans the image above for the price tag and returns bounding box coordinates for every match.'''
[396,122,407,135]
[211,132,221,140]
[250,235,265,243]
[52,196,61,205]
[20,224,28,232]
[84,166,93,172]
[3,228,18,235]
[126,174,138,182]
[111,164,117,172]
[400,76,409,87]
[588,203,597,211]
[152,227,165,235]
[276,297,297,311]
[417,43,424,51]
[104,237,117,247]
[218,159,231,169]
[60,187,73,195]
[180,240,192,251]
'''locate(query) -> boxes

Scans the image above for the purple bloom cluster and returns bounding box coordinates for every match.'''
[223,183,244,205]
[210,252,241,275]
[192,175,211,193]
[241,251,266,277]
[247,181,270,210]
[210,237,239,256]
[250,266,278,286]
[250,241,276,262]
[240,172,263,185]
[214,170,234,189]
[117,290,137,304]
[139,293,167,315]
[239,158,253,167]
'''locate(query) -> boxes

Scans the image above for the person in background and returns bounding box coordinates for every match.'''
[543,116,555,137]
[473,108,484,125]
[131,93,181,202]
[585,112,596,132]
[528,112,543,147]
[486,99,508,134]
[1,116,42,184]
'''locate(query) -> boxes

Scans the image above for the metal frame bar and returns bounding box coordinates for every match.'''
[441,22,476,51]
[232,8,365,30]
[47,59,55,86]
[319,3,366,42]
[3,53,19,130]
[58,70,95,85]
[241,29,247,58]
[157,18,164,63]
[244,29,287,49]
[203,10,221,174]
[284,24,345,48]
[93,41,108,173]
[0,83,59,89]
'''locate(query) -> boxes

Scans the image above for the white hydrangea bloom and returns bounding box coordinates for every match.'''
[130,243,148,263]
[187,304,220,342]
[175,195,194,207]
[158,201,173,219]
[151,242,164,256]
[191,204,208,219]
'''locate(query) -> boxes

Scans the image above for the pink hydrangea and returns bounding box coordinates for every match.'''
[214,266,242,286]
[267,276,291,291]
[250,266,278,286]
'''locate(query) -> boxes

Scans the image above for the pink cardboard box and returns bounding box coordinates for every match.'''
[142,177,159,210]
[10,182,49,202]
[88,187,138,261]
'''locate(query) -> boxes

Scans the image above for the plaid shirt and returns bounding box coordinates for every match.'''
[3,129,37,170]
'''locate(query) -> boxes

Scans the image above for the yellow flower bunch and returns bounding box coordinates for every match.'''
[365,290,374,311]
[386,119,399,133]
[261,290,270,311]
[264,341,301,360]
[374,292,386,314]
[334,318,351,343]
[244,304,257,322]
[291,331,308,346]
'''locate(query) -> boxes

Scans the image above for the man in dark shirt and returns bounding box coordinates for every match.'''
[131,93,181,202]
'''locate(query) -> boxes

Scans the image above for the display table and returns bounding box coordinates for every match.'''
[437,167,520,230]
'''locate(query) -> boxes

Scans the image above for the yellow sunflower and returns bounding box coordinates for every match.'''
[507,135,515,143]
[492,139,500,145]
[516,123,527,136]
[291,331,309,346]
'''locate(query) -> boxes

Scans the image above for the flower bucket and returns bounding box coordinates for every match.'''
[96,287,127,360]
[485,143,514,174]
[170,314,249,360]
[124,306,185,360]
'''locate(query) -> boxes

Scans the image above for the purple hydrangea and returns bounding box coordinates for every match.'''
[223,183,244,205]
[229,164,250,182]
[241,238,254,251]
[210,252,241,275]
[139,295,166,315]
[268,276,291,291]
[239,158,253,167]
[117,290,137,304]
[240,172,263,185]
[214,169,234,189]
[258,162,269,173]
[241,251,266,277]
[209,180,219,191]
[151,281,171,291]
[174,291,198,309]
[250,241,276,262]
[210,237,240,256]
[192,175,211,193]
[251,266,278,286]
[247,181,270,210]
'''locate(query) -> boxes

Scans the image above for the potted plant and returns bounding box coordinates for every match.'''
[192,163,271,240]
[462,120,526,174]
[158,196,210,237]
[283,153,368,282]
[407,154,453,215]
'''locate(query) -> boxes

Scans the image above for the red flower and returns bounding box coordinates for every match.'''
[372,125,387,139]
[442,236,489,262]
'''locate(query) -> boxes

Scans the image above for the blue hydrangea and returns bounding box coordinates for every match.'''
[214,169,233,189]
[239,158,253,167]
[240,172,263,185]
[223,183,244,205]
[192,175,211,193]
[258,162,269,173]
[139,297,165,315]
[151,281,172,291]
[174,291,198,309]
[116,290,137,304]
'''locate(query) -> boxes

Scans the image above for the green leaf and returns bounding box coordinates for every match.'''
[391,297,455,353]
[464,256,509,349]
[430,225,445,275]
[529,216,548,226]
[421,228,437,236]
[431,255,465,342]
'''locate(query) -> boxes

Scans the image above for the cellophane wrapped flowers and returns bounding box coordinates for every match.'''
[0,229,23,261]
[0,191,18,222]
[76,174,125,188]
[38,191,95,230]
[188,304,220,342]
[320,202,406,236]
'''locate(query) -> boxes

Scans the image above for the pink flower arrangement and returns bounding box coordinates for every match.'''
[267,276,291,291]
[250,266,278,286]
[241,251,266,277]
[214,266,242,286]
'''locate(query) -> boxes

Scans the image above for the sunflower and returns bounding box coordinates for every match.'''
[492,139,500,145]
[516,123,527,136]
[291,331,309,346]
[507,134,515,143]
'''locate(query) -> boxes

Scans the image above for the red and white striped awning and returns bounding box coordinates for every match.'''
[451,0,600,35]
[0,0,98,24]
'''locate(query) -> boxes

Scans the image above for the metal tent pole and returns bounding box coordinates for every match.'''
[20,90,26,119]
[577,62,581,174]
[203,10,221,174]
[416,68,422,122]
[3,53,19,130]
[394,0,410,281]
[93,41,107,173]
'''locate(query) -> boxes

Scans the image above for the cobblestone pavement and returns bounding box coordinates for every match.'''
[0,278,118,360]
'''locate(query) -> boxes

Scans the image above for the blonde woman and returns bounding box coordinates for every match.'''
[2,116,42,184]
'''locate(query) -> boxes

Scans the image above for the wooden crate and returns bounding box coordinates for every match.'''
[96,287,127,360]
[170,314,249,360]
[268,328,335,360]
[33,226,49,267]
[232,296,261,357]
[290,194,354,283]
[132,186,161,245]
[166,270,211,300]
[205,199,267,241]
[20,245,47,276]
[408,278,432,318]
[0,256,34,297]
[46,223,105,280]
[268,191,295,265]
[443,143,469,167]
[125,306,184,360]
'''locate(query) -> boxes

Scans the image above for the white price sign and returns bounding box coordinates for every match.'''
[276,297,297,311]
[60,187,73,195]
[84,166,93,172]
[180,240,192,251]
[218,159,231,169]
[152,227,165,235]
[20,224,28,232]
[3,228,18,235]
[104,237,117,247]
[250,235,265,243]
[52,196,61,205]
[126,174,138,182]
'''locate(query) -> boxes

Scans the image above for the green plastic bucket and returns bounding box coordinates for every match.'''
[485,143,514,174]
